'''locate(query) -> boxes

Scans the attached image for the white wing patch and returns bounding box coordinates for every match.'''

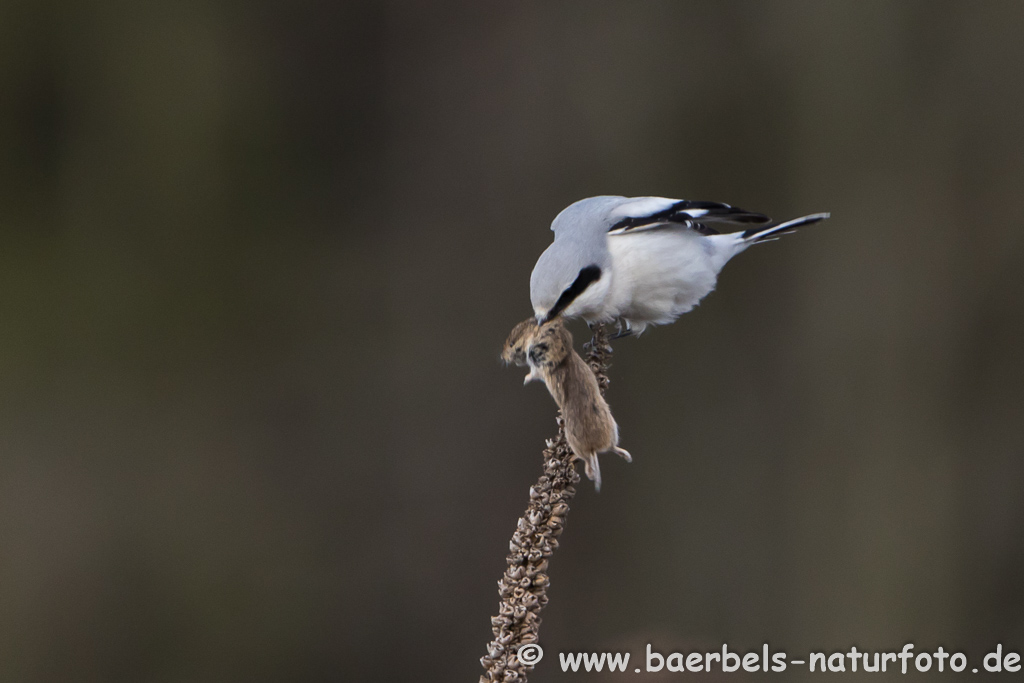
[608,221,684,236]
[608,196,678,220]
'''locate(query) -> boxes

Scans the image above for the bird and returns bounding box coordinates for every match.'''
[529,196,829,335]
[502,316,631,491]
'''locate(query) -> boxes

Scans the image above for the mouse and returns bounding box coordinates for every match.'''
[500,317,538,369]
[504,317,631,491]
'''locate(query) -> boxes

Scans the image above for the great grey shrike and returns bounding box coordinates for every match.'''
[529,196,829,335]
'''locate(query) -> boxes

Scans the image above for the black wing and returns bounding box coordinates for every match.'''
[607,199,771,236]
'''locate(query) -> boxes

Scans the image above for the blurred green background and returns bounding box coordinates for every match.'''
[2,1,1023,681]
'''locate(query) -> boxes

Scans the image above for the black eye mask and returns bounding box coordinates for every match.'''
[544,265,601,322]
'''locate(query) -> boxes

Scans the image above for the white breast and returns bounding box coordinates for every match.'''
[602,229,725,332]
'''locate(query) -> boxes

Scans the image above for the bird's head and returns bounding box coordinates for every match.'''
[530,250,605,324]
[529,197,632,323]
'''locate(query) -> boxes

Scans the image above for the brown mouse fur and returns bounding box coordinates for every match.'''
[500,317,538,368]
[503,317,631,491]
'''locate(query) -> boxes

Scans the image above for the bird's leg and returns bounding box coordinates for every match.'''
[607,328,633,342]
[587,319,630,345]
[603,318,632,342]
[582,320,599,350]
[584,319,628,350]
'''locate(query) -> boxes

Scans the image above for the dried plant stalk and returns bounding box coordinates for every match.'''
[480,324,612,683]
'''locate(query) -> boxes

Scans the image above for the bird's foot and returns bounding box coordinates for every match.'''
[606,328,633,342]
[583,320,628,350]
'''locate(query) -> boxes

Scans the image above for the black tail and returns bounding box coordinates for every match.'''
[740,212,830,242]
